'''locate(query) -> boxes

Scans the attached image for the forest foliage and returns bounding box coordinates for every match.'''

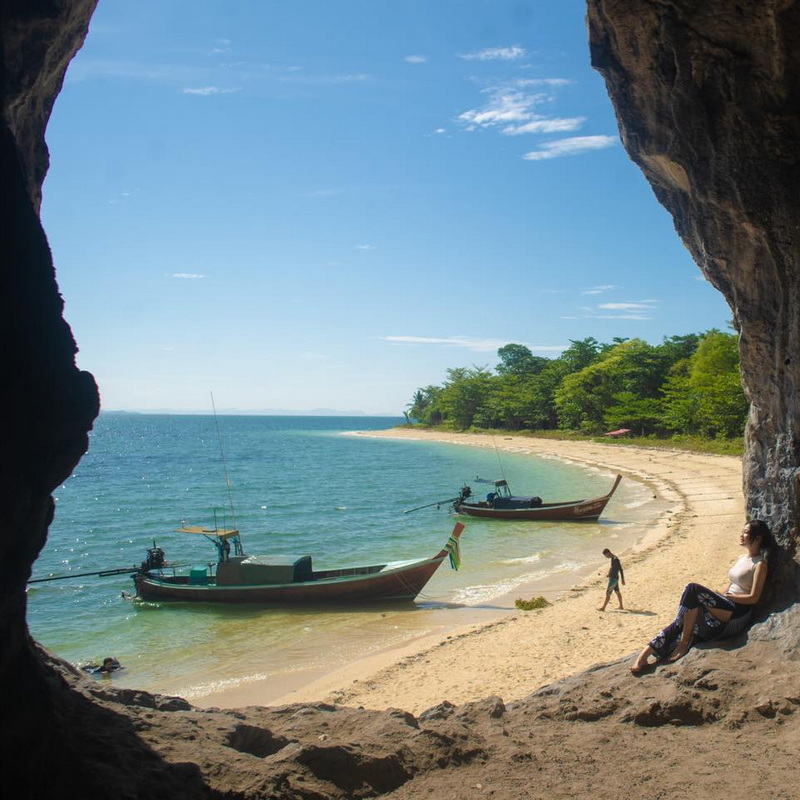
[406,331,747,439]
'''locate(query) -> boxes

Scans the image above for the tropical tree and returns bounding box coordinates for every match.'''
[496,343,549,377]
[660,330,746,437]
[436,366,494,429]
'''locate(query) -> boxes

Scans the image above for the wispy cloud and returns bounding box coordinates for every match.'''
[598,301,658,311]
[459,45,526,61]
[455,77,617,163]
[457,80,582,140]
[210,39,232,55]
[405,55,428,64]
[281,73,369,85]
[108,188,136,205]
[522,135,617,161]
[503,117,585,135]
[458,86,544,129]
[569,299,660,321]
[66,56,361,93]
[355,244,376,251]
[382,335,562,354]
[172,272,205,279]
[581,285,615,295]
[182,86,241,96]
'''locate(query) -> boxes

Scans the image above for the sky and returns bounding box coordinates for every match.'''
[40,0,732,416]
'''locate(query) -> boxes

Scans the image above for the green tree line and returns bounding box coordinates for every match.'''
[406,331,747,439]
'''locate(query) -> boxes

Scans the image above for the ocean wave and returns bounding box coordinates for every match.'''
[624,498,654,509]
[499,553,543,565]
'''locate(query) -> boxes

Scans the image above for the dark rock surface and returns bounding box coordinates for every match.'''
[19,622,800,798]
[4,1,800,797]
[587,0,800,602]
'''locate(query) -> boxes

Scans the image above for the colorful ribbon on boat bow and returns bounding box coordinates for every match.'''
[445,534,461,571]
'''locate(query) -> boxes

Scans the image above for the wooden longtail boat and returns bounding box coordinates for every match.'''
[133,521,464,604]
[453,474,622,521]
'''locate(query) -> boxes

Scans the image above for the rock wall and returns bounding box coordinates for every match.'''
[0,0,100,787]
[587,0,800,600]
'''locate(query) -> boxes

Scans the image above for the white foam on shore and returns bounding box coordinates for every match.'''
[500,553,543,565]
[450,557,585,605]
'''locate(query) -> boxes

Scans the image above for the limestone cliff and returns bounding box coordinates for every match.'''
[1,0,100,787]
[586,0,800,600]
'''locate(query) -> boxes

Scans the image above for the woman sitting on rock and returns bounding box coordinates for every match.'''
[631,519,771,673]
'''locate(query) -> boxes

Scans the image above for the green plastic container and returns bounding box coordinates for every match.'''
[189,566,208,585]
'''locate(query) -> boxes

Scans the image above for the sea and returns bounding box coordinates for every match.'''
[27,413,659,704]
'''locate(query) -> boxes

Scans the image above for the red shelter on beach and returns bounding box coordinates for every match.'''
[603,428,631,438]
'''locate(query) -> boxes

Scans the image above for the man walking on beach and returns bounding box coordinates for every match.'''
[599,548,625,611]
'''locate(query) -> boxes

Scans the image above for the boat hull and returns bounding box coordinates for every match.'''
[454,475,621,522]
[134,522,465,605]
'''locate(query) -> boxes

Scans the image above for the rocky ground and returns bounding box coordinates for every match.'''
[26,605,800,800]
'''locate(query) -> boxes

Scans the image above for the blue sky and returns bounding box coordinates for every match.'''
[41,0,731,415]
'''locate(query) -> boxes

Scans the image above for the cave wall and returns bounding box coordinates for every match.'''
[1,0,100,784]
[587,0,800,600]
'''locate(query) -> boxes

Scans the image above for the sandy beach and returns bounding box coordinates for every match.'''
[204,430,744,714]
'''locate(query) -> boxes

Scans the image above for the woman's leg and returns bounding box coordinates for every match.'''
[668,607,701,662]
[646,617,683,661]
[668,584,734,662]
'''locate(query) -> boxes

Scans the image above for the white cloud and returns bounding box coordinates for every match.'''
[281,73,369,85]
[598,301,658,311]
[457,80,583,139]
[459,45,527,61]
[503,116,585,135]
[459,89,543,128]
[522,135,617,161]
[382,335,562,353]
[433,128,447,134]
[172,273,205,279]
[182,86,241,96]
[355,244,376,250]
[568,298,660,321]
[405,55,428,64]
[581,285,615,295]
[515,78,571,88]
[584,314,652,320]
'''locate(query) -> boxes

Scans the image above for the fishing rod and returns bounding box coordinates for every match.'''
[28,563,194,584]
[28,567,140,583]
[403,496,462,514]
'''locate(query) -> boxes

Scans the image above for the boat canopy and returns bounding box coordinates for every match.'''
[175,526,240,539]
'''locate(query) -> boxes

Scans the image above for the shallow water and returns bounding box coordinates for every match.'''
[28,414,656,699]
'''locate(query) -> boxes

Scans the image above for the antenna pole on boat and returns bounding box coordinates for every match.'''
[210,391,240,548]
[492,435,507,482]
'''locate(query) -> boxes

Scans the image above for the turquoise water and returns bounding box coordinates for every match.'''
[27,413,654,701]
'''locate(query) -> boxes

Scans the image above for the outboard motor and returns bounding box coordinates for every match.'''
[141,545,165,572]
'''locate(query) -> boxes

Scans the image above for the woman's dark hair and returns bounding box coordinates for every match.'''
[747,519,772,557]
